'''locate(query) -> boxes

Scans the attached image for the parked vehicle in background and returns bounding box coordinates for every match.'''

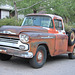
[0,14,75,68]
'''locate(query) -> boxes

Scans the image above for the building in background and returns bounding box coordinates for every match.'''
[0,4,24,19]
[18,14,24,19]
[0,4,14,19]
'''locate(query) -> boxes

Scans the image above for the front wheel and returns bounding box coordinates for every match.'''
[29,45,47,68]
[68,47,75,59]
[0,53,12,61]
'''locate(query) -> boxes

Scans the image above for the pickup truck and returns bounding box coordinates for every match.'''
[0,14,75,68]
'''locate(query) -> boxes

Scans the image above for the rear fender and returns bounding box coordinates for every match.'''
[67,44,75,53]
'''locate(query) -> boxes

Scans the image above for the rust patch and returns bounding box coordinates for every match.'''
[31,42,48,49]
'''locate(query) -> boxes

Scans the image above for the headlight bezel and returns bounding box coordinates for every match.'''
[19,33,30,43]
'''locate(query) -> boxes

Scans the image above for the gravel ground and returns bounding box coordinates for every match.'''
[0,54,75,75]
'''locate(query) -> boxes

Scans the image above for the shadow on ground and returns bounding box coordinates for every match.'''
[0,54,69,68]
[46,54,69,64]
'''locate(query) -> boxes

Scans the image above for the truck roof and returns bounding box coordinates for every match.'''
[27,14,62,19]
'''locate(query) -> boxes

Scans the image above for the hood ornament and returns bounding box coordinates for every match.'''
[0,31,16,35]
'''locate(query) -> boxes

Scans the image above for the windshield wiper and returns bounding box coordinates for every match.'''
[33,25,40,26]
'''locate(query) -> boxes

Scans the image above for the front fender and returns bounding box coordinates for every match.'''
[30,41,48,56]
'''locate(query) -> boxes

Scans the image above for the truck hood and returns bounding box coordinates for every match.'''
[0,26,48,35]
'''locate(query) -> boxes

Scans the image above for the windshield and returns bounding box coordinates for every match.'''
[22,16,51,28]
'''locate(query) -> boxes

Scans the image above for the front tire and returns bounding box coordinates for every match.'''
[68,47,75,59]
[0,53,12,61]
[29,45,47,68]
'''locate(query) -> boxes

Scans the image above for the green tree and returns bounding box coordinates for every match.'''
[0,0,75,23]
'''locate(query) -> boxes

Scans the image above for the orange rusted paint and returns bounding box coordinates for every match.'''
[0,14,74,58]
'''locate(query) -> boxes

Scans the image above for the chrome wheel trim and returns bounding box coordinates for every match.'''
[37,52,43,60]
[70,32,74,42]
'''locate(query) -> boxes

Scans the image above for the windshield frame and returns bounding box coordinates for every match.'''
[21,15,52,28]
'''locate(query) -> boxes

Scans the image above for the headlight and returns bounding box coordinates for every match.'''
[19,34,29,43]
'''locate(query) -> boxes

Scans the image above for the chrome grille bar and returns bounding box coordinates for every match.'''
[0,37,19,44]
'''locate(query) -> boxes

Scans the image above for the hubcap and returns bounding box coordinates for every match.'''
[70,32,74,42]
[36,50,44,63]
[38,52,42,60]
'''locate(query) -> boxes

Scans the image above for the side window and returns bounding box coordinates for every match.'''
[54,19,63,30]
[49,19,53,28]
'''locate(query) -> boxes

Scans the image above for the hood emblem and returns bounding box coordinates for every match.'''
[0,31,16,35]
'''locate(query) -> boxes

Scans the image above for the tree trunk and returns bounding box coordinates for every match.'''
[64,16,69,23]
[14,1,18,20]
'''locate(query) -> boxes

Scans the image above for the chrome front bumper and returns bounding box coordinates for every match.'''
[0,46,33,58]
[0,39,33,58]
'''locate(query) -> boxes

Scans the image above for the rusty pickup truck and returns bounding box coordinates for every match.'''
[0,14,75,68]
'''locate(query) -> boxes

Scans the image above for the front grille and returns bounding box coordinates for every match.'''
[0,36,19,44]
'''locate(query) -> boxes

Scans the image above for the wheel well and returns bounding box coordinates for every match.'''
[38,44,50,55]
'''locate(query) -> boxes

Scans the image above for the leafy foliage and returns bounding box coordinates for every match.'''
[0,17,23,27]
[0,0,75,23]
[0,0,75,30]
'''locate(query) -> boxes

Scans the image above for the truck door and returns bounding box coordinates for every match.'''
[54,19,68,55]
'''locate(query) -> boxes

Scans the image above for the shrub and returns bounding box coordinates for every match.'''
[64,23,75,32]
[0,17,23,27]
